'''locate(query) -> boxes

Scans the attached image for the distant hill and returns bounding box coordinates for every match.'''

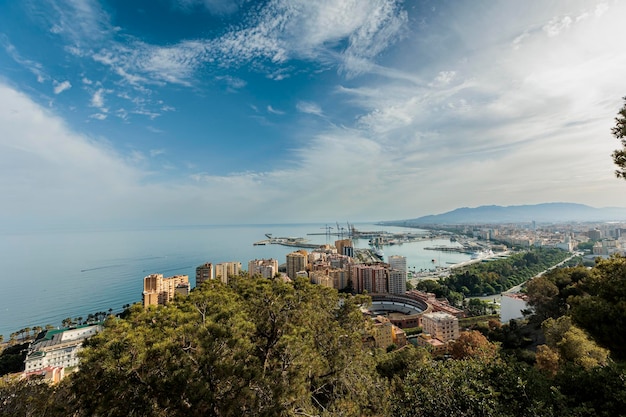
[382,203,626,225]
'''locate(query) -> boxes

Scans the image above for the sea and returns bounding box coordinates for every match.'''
[0,223,473,339]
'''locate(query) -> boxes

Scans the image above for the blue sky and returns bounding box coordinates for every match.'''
[1,0,626,230]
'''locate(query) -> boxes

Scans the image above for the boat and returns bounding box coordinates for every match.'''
[371,246,385,260]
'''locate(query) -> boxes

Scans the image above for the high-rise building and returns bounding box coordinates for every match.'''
[215,261,242,284]
[195,263,214,288]
[388,255,407,294]
[335,239,354,257]
[248,258,279,278]
[310,270,333,287]
[351,264,387,293]
[388,270,407,294]
[329,268,350,290]
[142,274,190,307]
[421,312,459,343]
[286,251,308,280]
[388,255,406,273]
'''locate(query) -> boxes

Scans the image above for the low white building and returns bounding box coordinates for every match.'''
[24,324,102,374]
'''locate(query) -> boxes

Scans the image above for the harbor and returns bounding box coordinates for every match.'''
[253,234,321,249]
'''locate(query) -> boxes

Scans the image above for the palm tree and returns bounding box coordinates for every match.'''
[33,326,43,338]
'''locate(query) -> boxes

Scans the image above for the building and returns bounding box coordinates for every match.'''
[248,258,279,278]
[335,239,354,257]
[215,261,242,284]
[142,273,190,307]
[24,324,102,376]
[371,316,394,349]
[329,268,350,290]
[371,316,407,350]
[421,312,459,343]
[388,255,407,294]
[195,262,214,288]
[286,251,308,280]
[310,270,333,287]
[351,264,387,294]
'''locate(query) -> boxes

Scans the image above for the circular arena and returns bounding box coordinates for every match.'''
[368,294,431,329]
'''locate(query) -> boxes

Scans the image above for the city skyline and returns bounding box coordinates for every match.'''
[2,0,626,231]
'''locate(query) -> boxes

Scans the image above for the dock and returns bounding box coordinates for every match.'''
[253,236,321,249]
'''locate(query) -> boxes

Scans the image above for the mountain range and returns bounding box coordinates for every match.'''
[382,203,626,225]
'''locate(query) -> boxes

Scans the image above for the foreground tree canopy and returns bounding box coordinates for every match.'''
[69,277,386,417]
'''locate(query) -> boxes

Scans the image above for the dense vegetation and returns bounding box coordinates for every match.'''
[1,257,626,416]
[416,248,571,301]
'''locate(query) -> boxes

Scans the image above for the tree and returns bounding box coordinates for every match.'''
[525,276,560,321]
[568,255,626,357]
[69,276,388,417]
[611,96,626,178]
[540,316,609,372]
[450,330,498,360]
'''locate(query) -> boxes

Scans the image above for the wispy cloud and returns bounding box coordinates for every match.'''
[296,101,323,116]
[267,105,284,115]
[173,0,245,15]
[1,36,48,83]
[53,80,72,94]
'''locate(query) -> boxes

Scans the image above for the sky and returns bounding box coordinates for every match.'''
[1,0,626,230]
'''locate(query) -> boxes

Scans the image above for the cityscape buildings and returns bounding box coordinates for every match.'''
[286,250,308,280]
[248,258,279,279]
[215,261,242,284]
[195,263,214,287]
[142,274,190,308]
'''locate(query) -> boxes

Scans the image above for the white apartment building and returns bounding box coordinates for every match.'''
[421,312,459,342]
[24,324,102,374]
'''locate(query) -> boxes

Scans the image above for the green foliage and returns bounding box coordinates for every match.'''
[0,377,73,417]
[568,255,626,357]
[611,96,626,179]
[576,241,595,251]
[69,276,388,417]
[0,342,28,376]
[541,316,609,371]
[418,248,570,301]
[391,357,555,417]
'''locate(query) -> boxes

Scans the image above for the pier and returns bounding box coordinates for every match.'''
[253,236,321,249]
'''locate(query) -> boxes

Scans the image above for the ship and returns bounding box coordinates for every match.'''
[371,246,385,260]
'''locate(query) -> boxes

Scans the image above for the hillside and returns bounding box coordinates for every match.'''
[382,202,626,225]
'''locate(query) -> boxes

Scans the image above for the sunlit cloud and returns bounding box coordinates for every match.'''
[296,101,323,116]
[53,80,72,94]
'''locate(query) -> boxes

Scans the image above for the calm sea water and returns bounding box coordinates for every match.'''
[0,223,471,339]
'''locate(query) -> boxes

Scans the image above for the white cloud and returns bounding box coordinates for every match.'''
[90,88,106,108]
[296,101,323,116]
[267,105,284,115]
[89,113,107,120]
[53,80,72,94]
[216,75,247,90]
[82,77,93,85]
[543,15,573,37]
